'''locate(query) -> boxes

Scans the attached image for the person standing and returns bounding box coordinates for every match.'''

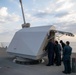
[54,41,61,66]
[45,39,55,66]
[60,40,65,49]
[62,41,72,74]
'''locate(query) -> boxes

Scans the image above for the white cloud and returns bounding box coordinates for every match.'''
[7,13,20,22]
[0,7,8,17]
[56,12,76,24]
[0,7,20,41]
[57,1,73,13]
[0,7,20,24]
[25,13,41,24]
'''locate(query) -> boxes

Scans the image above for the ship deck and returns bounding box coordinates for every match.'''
[0,48,76,75]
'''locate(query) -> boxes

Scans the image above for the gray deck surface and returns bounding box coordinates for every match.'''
[0,48,76,75]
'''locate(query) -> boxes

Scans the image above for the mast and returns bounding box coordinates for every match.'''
[19,0,30,28]
[19,0,26,24]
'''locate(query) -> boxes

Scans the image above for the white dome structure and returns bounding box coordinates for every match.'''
[7,25,56,60]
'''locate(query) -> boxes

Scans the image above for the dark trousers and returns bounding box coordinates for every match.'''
[56,54,61,65]
[63,59,71,73]
[48,53,54,65]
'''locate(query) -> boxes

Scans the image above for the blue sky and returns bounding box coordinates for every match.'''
[0,0,76,42]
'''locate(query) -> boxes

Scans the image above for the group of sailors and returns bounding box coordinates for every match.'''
[44,39,72,74]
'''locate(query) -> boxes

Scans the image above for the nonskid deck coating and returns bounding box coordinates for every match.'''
[0,48,76,75]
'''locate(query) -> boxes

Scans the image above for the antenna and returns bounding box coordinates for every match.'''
[19,0,26,24]
[19,0,30,28]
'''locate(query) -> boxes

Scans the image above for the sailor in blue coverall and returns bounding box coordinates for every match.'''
[45,39,55,66]
[62,41,72,74]
[54,41,61,66]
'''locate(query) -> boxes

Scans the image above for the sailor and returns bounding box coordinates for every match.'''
[60,40,65,49]
[45,39,55,66]
[54,40,61,66]
[62,41,72,74]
